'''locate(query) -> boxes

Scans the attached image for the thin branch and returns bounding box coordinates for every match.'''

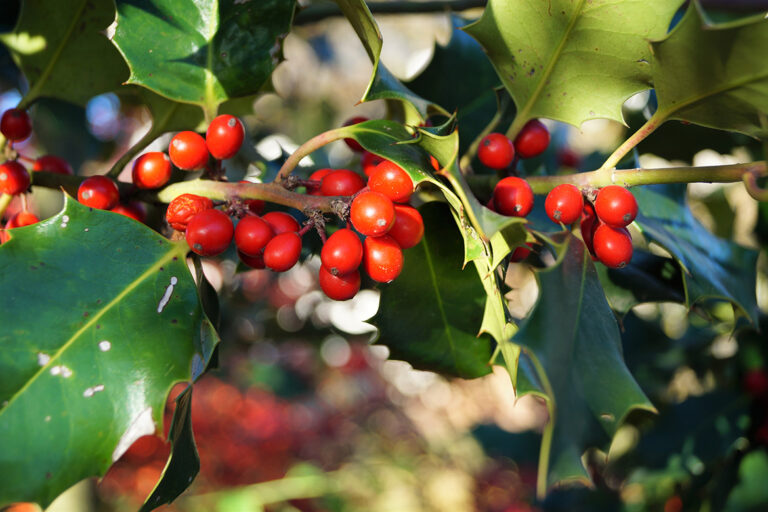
[275,127,348,184]
[294,0,487,25]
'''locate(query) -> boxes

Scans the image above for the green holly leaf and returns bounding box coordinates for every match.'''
[514,232,654,491]
[651,3,768,137]
[0,198,217,508]
[113,0,295,118]
[374,203,493,379]
[633,185,760,324]
[0,0,128,108]
[463,0,681,135]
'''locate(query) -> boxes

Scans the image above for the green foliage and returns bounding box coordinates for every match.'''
[0,198,217,507]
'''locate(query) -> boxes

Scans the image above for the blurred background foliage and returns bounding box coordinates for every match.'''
[2,0,768,511]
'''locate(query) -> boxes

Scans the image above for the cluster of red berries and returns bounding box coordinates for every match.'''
[166,149,423,301]
[478,119,550,170]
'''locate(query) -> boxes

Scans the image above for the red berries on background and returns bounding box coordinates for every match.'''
[132,152,172,189]
[493,176,534,217]
[307,168,333,195]
[1,108,32,141]
[321,228,363,276]
[350,191,395,236]
[388,205,423,249]
[514,120,550,159]
[263,211,300,234]
[234,216,274,257]
[0,160,30,195]
[319,169,365,197]
[111,202,146,223]
[166,193,213,231]
[368,161,413,203]
[77,175,120,210]
[263,232,302,272]
[594,185,638,228]
[342,116,368,152]
[361,152,385,176]
[169,131,209,170]
[478,133,515,170]
[363,235,403,283]
[33,155,73,175]
[593,224,633,268]
[545,184,583,224]
[206,115,245,160]
[185,209,234,256]
[6,211,39,229]
[318,266,360,301]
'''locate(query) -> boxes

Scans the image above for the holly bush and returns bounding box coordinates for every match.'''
[1,0,768,510]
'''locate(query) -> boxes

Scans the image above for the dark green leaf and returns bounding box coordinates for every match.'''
[374,202,493,379]
[514,232,654,488]
[651,4,768,137]
[0,0,128,107]
[113,0,295,116]
[633,185,760,323]
[0,198,218,508]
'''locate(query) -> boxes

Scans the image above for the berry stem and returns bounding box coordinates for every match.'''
[598,111,664,172]
[274,128,349,184]
[107,126,161,178]
[0,193,12,219]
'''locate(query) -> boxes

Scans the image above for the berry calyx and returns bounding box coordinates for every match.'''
[350,191,395,237]
[363,235,403,283]
[593,224,633,268]
[262,211,300,234]
[545,184,584,225]
[206,114,245,160]
[111,202,146,223]
[1,108,32,141]
[33,155,73,175]
[368,161,414,203]
[0,160,30,195]
[169,131,209,170]
[321,228,363,276]
[77,175,119,210]
[319,266,361,301]
[234,215,274,257]
[132,152,172,189]
[263,232,302,272]
[307,168,333,195]
[361,152,385,176]
[478,133,515,170]
[185,209,234,256]
[319,169,365,197]
[514,120,550,159]
[342,116,368,152]
[166,193,214,231]
[594,185,638,228]
[492,176,534,217]
[387,204,424,249]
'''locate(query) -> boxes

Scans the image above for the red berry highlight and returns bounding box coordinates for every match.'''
[132,152,172,189]
[368,160,413,203]
[206,114,244,160]
[492,176,534,217]
[77,175,119,210]
[169,131,209,170]
[545,184,583,225]
[514,120,550,159]
[185,209,234,256]
[594,185,638,228]
[350,191,395,237]
[0,160,30,195]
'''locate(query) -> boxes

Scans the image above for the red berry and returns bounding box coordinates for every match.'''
[361,152,385,176]
[350,191,395,236]
[387,204,423,249]
[166,193,213,231]
[478,133,515,170]
[262,211,300,234]
[263,232,302,272]
[235,215,274,257]
[0,161,30,195]
[319,169,365,197]
[77,175,119,210]
[363,235,403,283]
[594,185,638,228]
[493,176,534,217]
[111,202,146,223]
[430,155,440,171]
[319,266,360,301]
[1,108,32,141]
[33,155,73,175]
[743,369,768,397]
[545,184,583,224]
[342,116,368,152]
[238,181,265,214]
[558,148,581,168]
[238,250,265,269]
[132,152,172,189]
[580,203,598,258]
[185,209,234,256]
[169,131,209,170]
[321,228,363,275]
[514,120,550,159]
[206,114,244,160]
[6,211,39,229]
[510,243,533,262]
[593,224,633,268]
[368,161,413,203]
[307,168,333,195]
